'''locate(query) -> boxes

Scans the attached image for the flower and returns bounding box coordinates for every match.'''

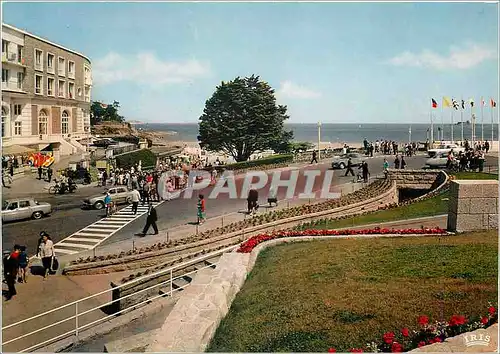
[488,306,496,316]
[349,348,363,353]
[417,341,426,348]
[481,317,489,325]
[448,314,467,326]
[401,328,409,337]
[433,337,442,343]
[418,315,429,326]
[391,342,403,352]
[328,348,336,353]
[383,332,395,344]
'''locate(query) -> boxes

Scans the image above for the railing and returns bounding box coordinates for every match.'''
[1,245,238,353]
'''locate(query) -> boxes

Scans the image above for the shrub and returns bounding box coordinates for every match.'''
[115,149,157,169]
[211,154,294,171]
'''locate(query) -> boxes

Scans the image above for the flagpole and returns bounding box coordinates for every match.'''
[481,96,484,142]
[441,98,444,142]
[492,100,495,142]
[430,100,434,145]
[450,107,454,143]
[460,96,464,144]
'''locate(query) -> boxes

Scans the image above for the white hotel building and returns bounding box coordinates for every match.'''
[1,23,92,161]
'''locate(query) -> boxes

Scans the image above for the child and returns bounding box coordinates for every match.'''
[17,245,28,283]
[197,194,206,224]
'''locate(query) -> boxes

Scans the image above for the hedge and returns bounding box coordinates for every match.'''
[211,154,294,171]
[115,149,157,170]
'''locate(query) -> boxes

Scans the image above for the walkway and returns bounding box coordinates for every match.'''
[53,201,163,256]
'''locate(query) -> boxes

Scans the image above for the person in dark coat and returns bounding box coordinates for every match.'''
[47,167,53,183]
[3,245,20,300]
[38,166,43,180]
[394,155,400,169]
[142,203,158,235]
[359,161,370,183]
[247,189,259,214]
[344,158,355,177]
[310,150,318,164]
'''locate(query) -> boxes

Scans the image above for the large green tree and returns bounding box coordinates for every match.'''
[90,100,125,125]
[198,75,293,162]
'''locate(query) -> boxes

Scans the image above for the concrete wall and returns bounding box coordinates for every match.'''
[386,169,446,189]
[447,180,498,232]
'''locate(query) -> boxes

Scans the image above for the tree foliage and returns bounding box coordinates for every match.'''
[90,100,125,125]
[198,75,293,162]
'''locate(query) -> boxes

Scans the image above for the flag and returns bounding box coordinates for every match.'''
[452,98,459,110]
[491,98,497,108]
[481,98,486,106]
[461,99,465,109]
[443,97,451,107]
[431,98,438,108]
[469,98,474,108]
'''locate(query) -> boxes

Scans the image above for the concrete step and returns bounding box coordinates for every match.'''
[104,329,159,352]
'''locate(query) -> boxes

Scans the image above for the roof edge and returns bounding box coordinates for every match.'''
[2,23,91,63]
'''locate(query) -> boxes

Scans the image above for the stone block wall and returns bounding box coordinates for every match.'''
[447,180,498,232]
[146,252,251,352]
[386,169,445,189]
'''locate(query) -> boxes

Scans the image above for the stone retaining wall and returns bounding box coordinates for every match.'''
[386,169,446,189]
[447,179,499,232]
[146,252,251,352]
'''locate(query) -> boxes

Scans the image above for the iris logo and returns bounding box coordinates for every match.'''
[463,332,491,347]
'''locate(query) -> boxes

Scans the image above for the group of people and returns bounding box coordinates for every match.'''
[2,231,55,301]
[446,148,486,172]
[344,159,371,183]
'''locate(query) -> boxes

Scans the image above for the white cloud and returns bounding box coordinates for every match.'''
[93,52,210,86]
[387,43,497,70]
[277,81,321,99]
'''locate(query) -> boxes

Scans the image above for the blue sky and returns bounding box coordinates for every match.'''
[3,1,499,124]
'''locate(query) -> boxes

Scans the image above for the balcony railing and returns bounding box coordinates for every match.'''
[2,82,25,92]
[2,53,26,66]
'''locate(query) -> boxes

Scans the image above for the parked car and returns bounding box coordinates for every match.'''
[83,186,134,210]
[427,143,465,158]
[425,152,450,168]
[2,198,52,222]
[91,138,115,148]
[332,153,363,169]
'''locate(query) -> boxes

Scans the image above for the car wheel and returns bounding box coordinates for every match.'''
[339,162,345,169]
[32,211,43,220]
[94,201,105,210]
[126,196,132,204]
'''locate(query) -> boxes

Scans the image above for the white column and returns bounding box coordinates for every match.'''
[317,121,321,160]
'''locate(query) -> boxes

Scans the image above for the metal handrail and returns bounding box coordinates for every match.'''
[2,245,238,352]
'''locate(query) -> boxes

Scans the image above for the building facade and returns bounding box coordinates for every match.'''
[1,23,92,160]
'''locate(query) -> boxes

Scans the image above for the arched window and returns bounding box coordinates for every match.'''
[1,106,8,138]
[39,109,48,135]
[61,110,69,134]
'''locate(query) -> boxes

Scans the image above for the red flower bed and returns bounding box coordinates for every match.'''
[237,227,447,253]
[327,305,497,353]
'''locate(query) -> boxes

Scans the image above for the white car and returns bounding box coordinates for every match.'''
[427,144,465,158]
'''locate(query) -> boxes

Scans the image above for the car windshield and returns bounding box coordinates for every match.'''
[2,201,8,210]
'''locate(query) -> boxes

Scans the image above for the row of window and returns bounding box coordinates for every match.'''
[2,40,23,64]
[34,49,76,78]
[1,108,72,137]
[34,74,81,99]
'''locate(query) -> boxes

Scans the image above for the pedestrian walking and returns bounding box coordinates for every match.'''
[130,187,141,215]
[344,158,355,177]
[38,166,43,180]
[197,194,206,224]
[247,189,259,214]
[142,203,158,235]
[400,156,407,170]
[17,245,28,283]
[47,166,53,183]
[310,150,318,164]
[102,170,108,187]
[360,161,370,183]
[104,192,112,217]
[3,245,20,300]
[39,233,55,280]
[142,181,151,205]
[394,155,400,169]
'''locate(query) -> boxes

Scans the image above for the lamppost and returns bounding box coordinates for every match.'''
[317,121,322,160]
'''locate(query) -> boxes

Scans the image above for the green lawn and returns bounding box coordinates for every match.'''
[296,191,450,231]
[208,231,498,352]
[452,171,498,180]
